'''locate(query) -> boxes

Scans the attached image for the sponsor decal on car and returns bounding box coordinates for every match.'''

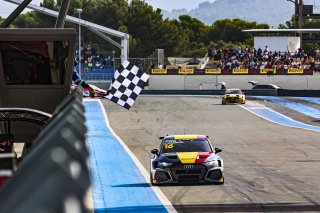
[176,152,198,164]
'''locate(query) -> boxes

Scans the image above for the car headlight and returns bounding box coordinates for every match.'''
[158,161,173,168]
[204,160,220,167]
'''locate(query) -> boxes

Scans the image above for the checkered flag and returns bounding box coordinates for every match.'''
[105,60,149,110]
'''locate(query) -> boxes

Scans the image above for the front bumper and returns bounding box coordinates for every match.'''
[151,164,223,185]
[222,97,244,104]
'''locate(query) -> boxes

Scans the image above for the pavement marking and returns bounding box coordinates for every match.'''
[84,99,176,213]
[240,100,320,132]
[294,97,320,105]
[254,96,320,119]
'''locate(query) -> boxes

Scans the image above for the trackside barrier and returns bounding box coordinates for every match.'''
[141,89,320,97]
[0,87,90,213]
[278,89,320,97]
[151,68,314,75]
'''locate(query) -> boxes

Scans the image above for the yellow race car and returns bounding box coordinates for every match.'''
[222,88,245,105]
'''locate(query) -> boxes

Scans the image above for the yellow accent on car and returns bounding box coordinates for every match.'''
[174,135,198,140]
[217,177,224,183]
[176,152,198,164]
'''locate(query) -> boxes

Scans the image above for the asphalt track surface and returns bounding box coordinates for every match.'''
[101,96,320,213]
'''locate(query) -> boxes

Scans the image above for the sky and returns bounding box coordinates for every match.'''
[0,0,217,18]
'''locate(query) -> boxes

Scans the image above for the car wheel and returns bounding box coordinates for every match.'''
[222,102,226,105]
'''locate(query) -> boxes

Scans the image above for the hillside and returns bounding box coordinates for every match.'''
[161,0,294,27]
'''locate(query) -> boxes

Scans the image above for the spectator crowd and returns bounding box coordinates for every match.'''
[207,46,320,72]
[76,44,114,72]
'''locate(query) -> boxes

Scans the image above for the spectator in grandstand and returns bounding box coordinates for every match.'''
[83,44,92,59]
[0,134,11,153]
[88,61,93,71]
[257,47,262,58]
[263,46,269,56]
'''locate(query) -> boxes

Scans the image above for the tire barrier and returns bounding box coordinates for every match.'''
[0,86,90,213]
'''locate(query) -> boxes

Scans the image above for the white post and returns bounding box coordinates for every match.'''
[184,69,186,90]
[76,8,82,79]
[112,50,115,72]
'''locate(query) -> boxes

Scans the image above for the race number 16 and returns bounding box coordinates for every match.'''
[165,144,173,149]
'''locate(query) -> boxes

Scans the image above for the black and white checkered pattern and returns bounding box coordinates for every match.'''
[105,60,149,110]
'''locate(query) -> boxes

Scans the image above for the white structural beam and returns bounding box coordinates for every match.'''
[5,0,129,61]
[243,29,320,33]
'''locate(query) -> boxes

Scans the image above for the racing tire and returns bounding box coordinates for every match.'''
[241,101,245,104]
[222,102,226,105]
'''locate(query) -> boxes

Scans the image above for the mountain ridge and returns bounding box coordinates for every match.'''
[161,0,294,27]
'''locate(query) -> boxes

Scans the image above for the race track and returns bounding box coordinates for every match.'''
[101,96,320,212]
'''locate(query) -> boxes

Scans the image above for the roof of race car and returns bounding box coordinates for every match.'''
[163,135,207,140]
[226,88,242,91]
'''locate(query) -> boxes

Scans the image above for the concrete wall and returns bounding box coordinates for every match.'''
[148,74,320,90]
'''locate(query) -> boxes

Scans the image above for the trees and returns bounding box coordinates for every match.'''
[209,18,268,44]
[0,0,274,57]
[126,0,188,57]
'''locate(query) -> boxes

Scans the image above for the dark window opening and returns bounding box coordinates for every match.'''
[1,41,70,85]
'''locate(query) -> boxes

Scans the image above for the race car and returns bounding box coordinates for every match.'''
[150,135,224,185]
[70,83,108,98]
[222,88,245,105]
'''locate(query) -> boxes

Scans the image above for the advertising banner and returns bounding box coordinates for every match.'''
[149,68,310,75]
[260,68,276,74]
[151,69,167,74]
[232,68,248,74]
[248,69,259,75]
[221,69,231,74]
[178,69,194,74]
[194,69,206,75]
[287,68,304,74]
[205,69,221,74]
[166,69,178,74]
[303,69,313,75]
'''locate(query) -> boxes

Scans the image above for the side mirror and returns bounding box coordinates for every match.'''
[215,147,222,154]
[151,149,159,155]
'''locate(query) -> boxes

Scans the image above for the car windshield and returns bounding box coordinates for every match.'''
[160,138,213,153]
[225,89,241,94]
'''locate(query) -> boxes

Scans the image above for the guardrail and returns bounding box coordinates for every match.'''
[0,86,90,213]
